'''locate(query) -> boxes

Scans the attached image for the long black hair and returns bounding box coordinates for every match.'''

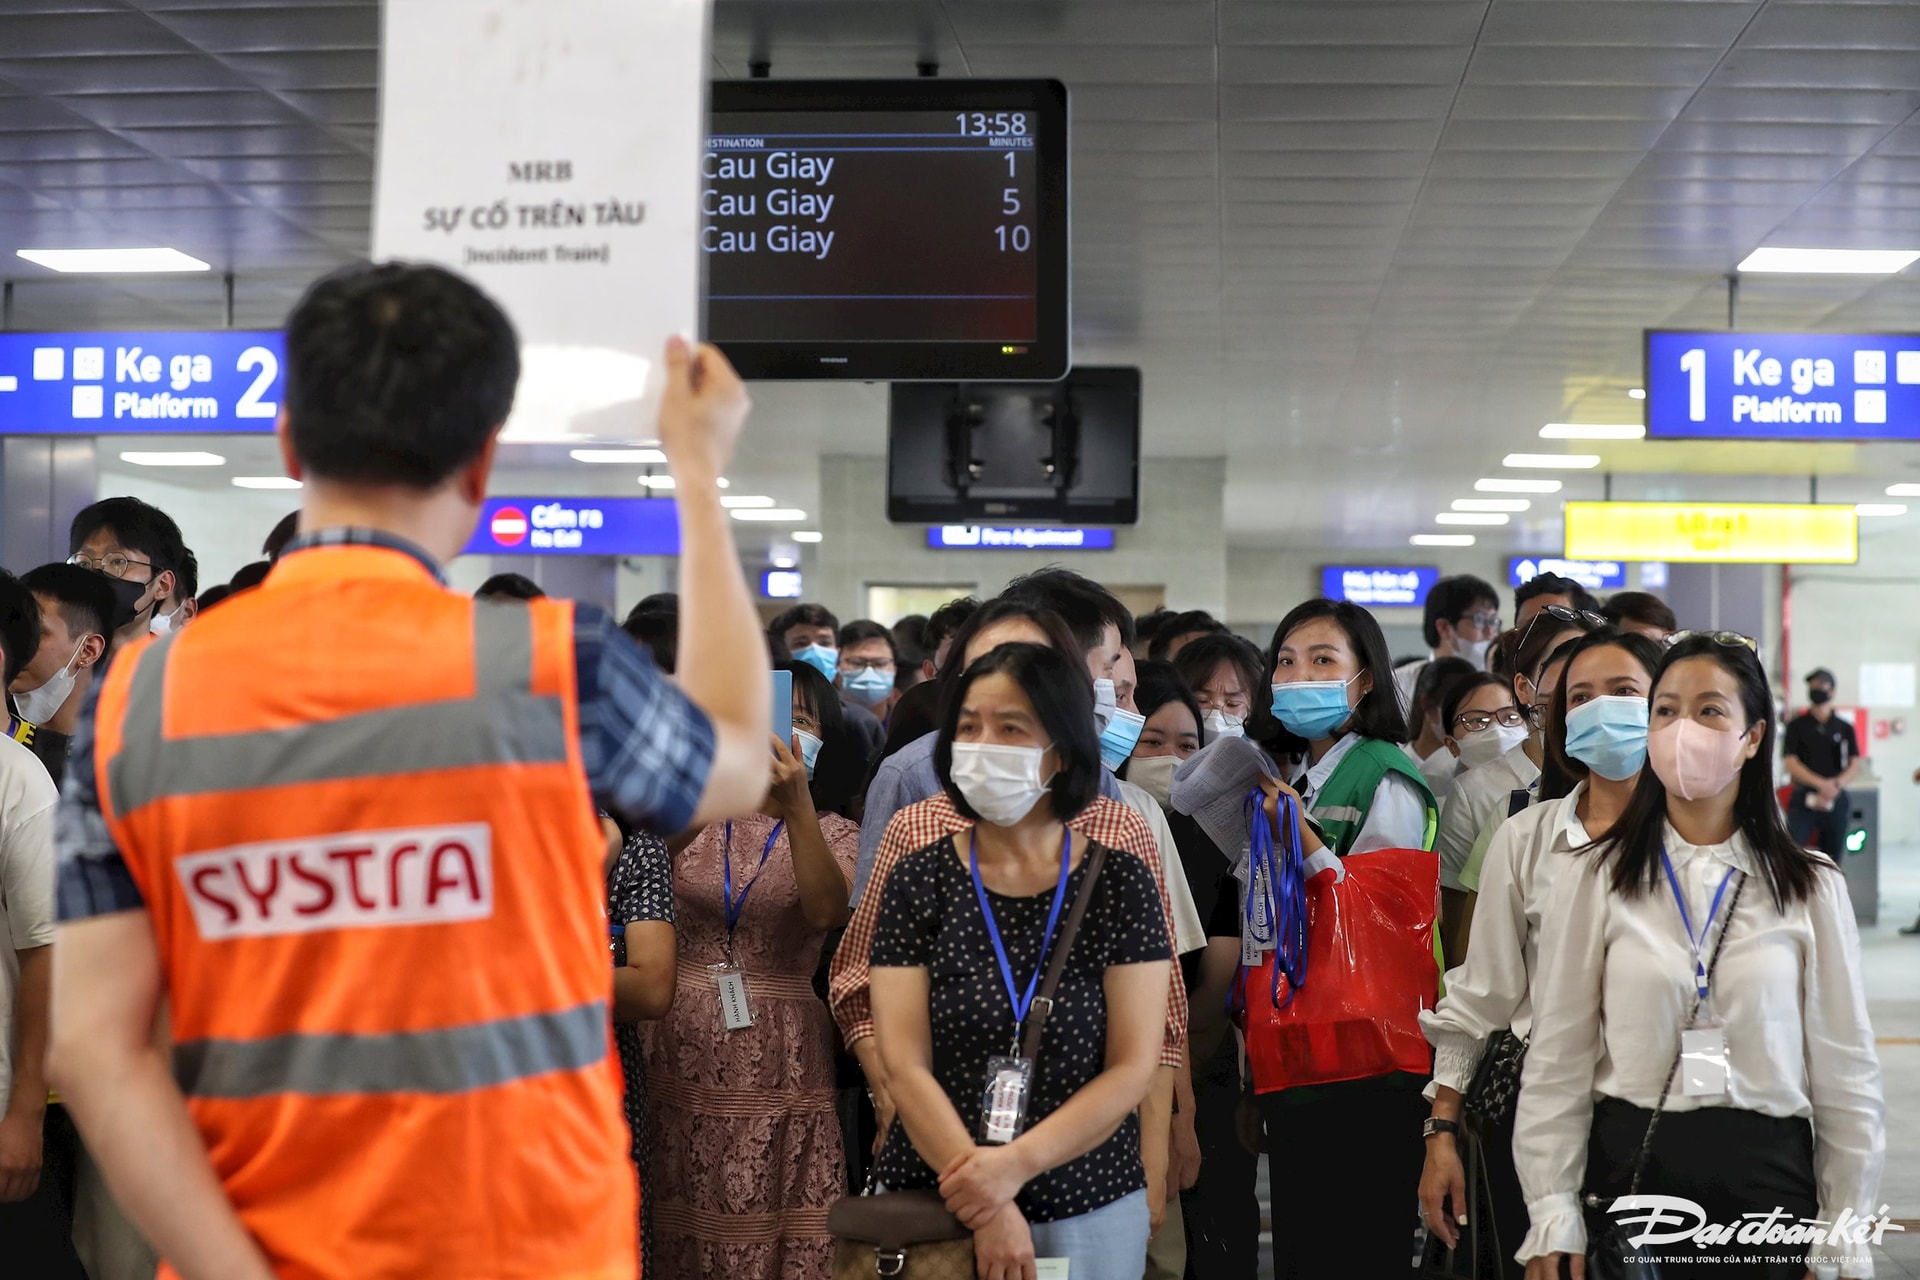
[778,660,864,819]
[1256,598,1409,748]
[1537,630,1662,801]
[1587,634,1824,911]
[1120,659,1205,784]
[936,643,1102,824]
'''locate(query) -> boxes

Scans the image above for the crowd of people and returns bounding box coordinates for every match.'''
[0,259,1890,1280]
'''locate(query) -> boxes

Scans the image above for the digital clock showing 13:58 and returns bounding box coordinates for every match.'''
[956,112,1030,137]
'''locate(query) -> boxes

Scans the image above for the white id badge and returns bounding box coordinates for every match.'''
[980,1055,1034,1145]
[712,962,753,1031]
[1240,928,1264,968]
[1035,1260,1069,1280]
[1680,1025,1729,1098]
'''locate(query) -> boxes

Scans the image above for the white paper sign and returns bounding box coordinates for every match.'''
[372,0,708,443]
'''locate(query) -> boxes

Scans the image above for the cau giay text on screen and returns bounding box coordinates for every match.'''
[1646,330,1920,440]
[0,331,284,434]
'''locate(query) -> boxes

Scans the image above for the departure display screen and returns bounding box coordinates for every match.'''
[705,80,1068,381]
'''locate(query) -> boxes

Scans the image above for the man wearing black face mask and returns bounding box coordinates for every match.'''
[1783,667,1859,859]
[64,499,188,653]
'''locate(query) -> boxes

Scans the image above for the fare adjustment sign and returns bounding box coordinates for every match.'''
[372,0,708,442]
[1646,330,1920,440]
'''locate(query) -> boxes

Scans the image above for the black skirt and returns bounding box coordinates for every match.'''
[1584,1097,1820,1280]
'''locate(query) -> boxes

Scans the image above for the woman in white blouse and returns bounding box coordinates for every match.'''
[1418,630,1662,1280]
[1516,633,1883,1280]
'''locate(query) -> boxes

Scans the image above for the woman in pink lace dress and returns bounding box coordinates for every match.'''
[644,662,857,1280]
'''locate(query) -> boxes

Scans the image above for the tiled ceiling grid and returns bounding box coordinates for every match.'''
[4,0,1919,548]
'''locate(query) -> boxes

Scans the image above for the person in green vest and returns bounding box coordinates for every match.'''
[1266,598,1438,854]
[1254,597,1441,1280]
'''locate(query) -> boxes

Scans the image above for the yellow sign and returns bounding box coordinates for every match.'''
[1563,502,1858,565]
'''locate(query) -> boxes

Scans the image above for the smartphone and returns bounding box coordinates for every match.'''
[772,668,792,747]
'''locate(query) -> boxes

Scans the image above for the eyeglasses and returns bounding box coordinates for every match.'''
[1666,630,1757,652]
[1458,611,1502,633]
[839,656,896,672]
[1452,707,1526,734]
[1516,604,1607,658]
[68,551,154,580]
[1526,701,1553,731]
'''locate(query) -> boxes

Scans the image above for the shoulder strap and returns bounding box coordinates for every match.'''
[1019,843,1108,1062]
[1507,787,1531,820]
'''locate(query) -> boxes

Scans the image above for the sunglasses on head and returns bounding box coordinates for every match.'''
[1516,604,1607,658]
[1666,630,1757,652]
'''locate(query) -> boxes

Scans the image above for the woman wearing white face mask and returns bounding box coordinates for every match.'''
[869,642,1172,1280]
[1417,629,1662,1280]
[1517,634,1883,1280]
[1172,633,1266,747]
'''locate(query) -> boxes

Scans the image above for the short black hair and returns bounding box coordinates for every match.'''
[1263,598,1410,745]
[1411,655,1478,728]
[1440,672,1515,739]
[634,592,678,613]
[780,659,861,817]
[1002,567,1135,653]
[1133,606,1173,652]
[923,597,981,668]
[284,262,519,488]
[0,570,41,688]
[891,614,929,654]
[475,573,544,601]
[1171,632,1266,708]
[768,603,840,651]
[1422,575,1499,649]
[196,583,234,615]
[936,642,1101,824]
[1600,591,1678,635]
[1146,609,1225,661]
[264,511,300,561]
[1515,572,1598,614]
[69,497,187,577]
[229,561,271,592]
[622,601,678,674]
[21,564,116,650]
[838,619,897,659]
[1131,658,1204,742]
[171,547,200,602]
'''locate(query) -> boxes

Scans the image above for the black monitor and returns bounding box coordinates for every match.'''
[704,79,1070,381]
[886,367,1140,524]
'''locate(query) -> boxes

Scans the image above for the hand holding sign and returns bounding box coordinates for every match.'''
[658,337,750,483]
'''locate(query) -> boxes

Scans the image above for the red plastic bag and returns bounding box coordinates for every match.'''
[1238,847,1439,1093]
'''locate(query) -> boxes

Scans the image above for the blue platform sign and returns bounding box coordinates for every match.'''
[1646,330,1920,440]
[1321,565,1438,607]
[463,497,680,557]
[0,330,285,433]
[1509,557,1626,591]
[928,526,1115,550]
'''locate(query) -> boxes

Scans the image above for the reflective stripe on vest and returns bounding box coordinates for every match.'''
[173,999,608,1100]
[1313,805,1364,826]
[108,602,566,818]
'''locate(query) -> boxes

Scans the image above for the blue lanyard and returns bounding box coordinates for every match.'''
[1659,848,1737,999]
[969,828,1073,1047]
[722,819,785,959]
[1231,788,1309,1013]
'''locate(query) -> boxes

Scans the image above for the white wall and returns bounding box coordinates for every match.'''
[804,455,1227,622]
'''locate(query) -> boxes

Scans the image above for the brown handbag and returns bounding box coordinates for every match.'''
[829,846,1108,1280]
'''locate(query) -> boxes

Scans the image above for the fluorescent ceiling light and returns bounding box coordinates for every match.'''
[730,508,808,522]
[1539,423,1645,441]
[571,448,665,464]
[16,247,210,273]
[1738,247,1920,275]
[639,475,675,490]
[1412,534,1476,547]
[1452,498,1530,513]
[1504,453,1601,470]
[792,531,823,543]
[119,450,224,467]
[720,495,776,509]
[1436,512,1510,526]
[771,556,798,570]
[1627,388,1646,400]
[232,476,302,490]
[1855,503,1907,517]
[1885,484,1920,497]
[1476,477,1562,494]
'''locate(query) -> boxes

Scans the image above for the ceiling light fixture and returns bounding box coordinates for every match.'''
[1885,484,1920,497]
[571,448,666,464]
[1452,498,1530,513]
[792,531,823,543]
[119,450,225,467]
[1476,477,1563,494]
[232,476,303,490]
[1627,388,1646,400]
[1504,453,1601,470]
[1411,534,1476,547]
[16,247,211,273]
[1436,512,1510,526]
[1855,503,1907,517]
[730,508,808,522]
[1738,247,1920,275]
[639,475,675,490]
[1539,423,1645,441]
[719,495,776,509]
